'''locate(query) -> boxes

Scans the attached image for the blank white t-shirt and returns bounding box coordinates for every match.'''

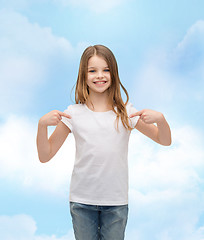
[61,102,139,206]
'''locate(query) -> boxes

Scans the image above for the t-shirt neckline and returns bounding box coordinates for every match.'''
[84,103,113,113]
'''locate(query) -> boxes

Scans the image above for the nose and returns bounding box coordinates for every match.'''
[97,70,104,79]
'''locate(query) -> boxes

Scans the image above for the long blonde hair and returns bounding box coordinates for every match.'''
[75,44,133,131]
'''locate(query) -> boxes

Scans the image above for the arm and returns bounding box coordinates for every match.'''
[36,110,71,163]
[130,109,172,146]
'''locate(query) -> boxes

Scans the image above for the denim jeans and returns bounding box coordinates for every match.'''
[70,202,128,240]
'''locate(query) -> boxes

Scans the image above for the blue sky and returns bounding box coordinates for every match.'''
[0,0,204,239]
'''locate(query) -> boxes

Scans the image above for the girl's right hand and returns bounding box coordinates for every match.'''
[39,110,71,127]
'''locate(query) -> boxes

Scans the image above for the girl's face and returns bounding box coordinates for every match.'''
[86,55,111,95]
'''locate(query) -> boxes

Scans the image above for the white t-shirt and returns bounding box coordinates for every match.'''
[61,102,139,206]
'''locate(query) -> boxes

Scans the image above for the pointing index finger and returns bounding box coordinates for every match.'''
[129,110,143,118]
[59,111,72,119]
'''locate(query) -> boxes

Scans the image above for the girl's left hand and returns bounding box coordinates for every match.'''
[129,109,163,124]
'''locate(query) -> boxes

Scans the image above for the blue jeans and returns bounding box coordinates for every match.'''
[70,202,128,240]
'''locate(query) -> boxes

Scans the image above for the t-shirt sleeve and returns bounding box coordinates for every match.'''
[127,102,140,128]
[61,105,73,132]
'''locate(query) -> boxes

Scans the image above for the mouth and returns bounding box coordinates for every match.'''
[93,81,107,85]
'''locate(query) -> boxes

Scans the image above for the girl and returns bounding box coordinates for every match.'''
[36,45,171,240]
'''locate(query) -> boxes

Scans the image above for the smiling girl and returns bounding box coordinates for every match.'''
[36,44,171,240]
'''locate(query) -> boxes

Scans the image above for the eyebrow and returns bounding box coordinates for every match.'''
[88,66,109,69]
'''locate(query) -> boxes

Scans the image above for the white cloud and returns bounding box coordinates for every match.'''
[129,125,204,191]
[0,9,76,115]
[133,20,204,108]
[0,214,37,239]
[177,20,204,53]
[0,114,75,197]
[174,20,204,81]
[127,126,204,240]
[0,214,75,240]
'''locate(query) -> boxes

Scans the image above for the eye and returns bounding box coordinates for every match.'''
[104,69,110,72]
[88,70,95,73]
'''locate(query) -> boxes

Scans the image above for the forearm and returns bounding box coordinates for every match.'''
[36,122,51,163]
[156,114,172,146]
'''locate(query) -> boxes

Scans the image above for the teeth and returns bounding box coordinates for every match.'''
[94,81,106,84]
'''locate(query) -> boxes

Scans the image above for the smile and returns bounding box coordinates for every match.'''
[93,81,107,85]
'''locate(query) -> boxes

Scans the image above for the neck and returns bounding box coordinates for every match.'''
[86,91,112,111]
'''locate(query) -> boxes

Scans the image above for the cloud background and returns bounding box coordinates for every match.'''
[0,0,204,239]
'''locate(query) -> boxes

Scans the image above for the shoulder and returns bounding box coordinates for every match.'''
[125,102,140,128]
[64,103,85,114]
[125,102,138,114]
